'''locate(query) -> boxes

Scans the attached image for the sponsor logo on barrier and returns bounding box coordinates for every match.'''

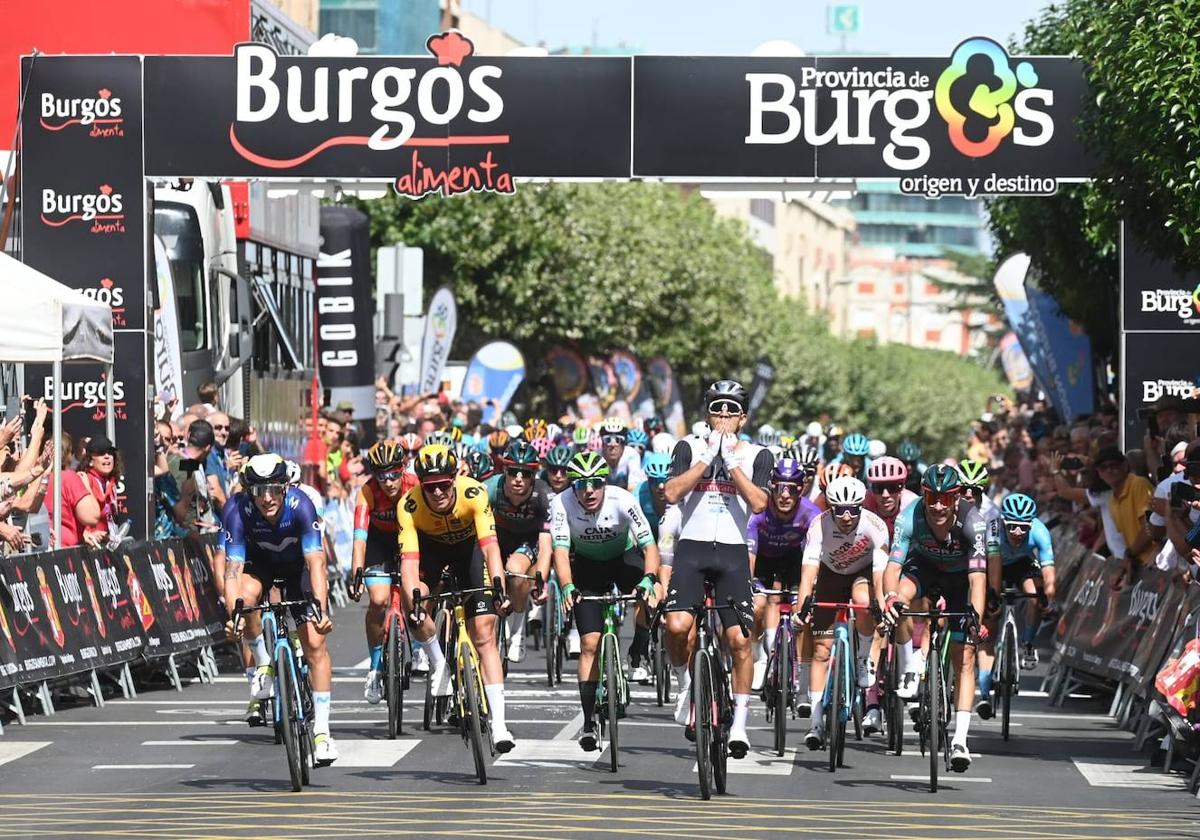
[41,375,128,421]
[1142,379,1196,403]
[1128,580,1161,625]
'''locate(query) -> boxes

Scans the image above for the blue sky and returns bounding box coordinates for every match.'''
[466,0,1055,55]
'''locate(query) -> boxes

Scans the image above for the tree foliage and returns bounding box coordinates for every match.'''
[353,182,1001,456]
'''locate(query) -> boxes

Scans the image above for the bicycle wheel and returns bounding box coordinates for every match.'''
[828,644,843,773]
[654,632,670,707]
[386,615,403,739]
[852,690,863,742]
[299,679,313,786]
[545,584,558,687]
[461,654,488,785]
[693,649,714,800]
[713,673,729,795]
[927,638,941,793]
[604,635,621,773]
[1001,629,1015,742]
[886,645,903,756]
[276,648,303,792]
[497,613,509,678]
[774,634,790,757]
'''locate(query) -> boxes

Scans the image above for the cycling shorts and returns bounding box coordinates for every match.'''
[900,557,975,642]
[571,548,646,636]
[498,529,539,562]
[242,558,318,625]
[1001,558,1043,589]
[415,534,495,619]
[664,539,753,631]
[811,570,871,634]
[753,552,803,591]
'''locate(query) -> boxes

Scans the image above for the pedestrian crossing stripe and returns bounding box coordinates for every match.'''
[1071,758,1190,790]
[0,742,50,767]
[690,747,798,775]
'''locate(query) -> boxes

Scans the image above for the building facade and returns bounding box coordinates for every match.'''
[833,181,987,258]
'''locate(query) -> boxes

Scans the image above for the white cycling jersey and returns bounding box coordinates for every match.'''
[550,485,654,562]
[671,438,774,545]
[802,508,890,575]
[657,504,682,567]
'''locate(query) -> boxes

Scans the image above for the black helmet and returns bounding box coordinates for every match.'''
[703,379,748,414]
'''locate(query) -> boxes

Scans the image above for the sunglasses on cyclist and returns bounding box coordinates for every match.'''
[923,489,959,508]
[505,467,535,479]
[1005,522,1032,535]
[376,470,404,482]
[707,399,744,416]
[574,477,606,492]
[769,481,800,496]
[871,482,905,495]
[831,504,861,517]
[421,479,455,495]
[249,483,287,498]
[601,434,626,445]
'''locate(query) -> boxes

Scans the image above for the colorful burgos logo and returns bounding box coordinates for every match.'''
[935,37,1052,158]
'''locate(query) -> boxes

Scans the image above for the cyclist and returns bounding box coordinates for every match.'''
[636,453,673,539]
[599,417,643,489]
[823,424,844,464]
[883,465,994,772]
[222,454,339,765]
[628,428,650,460]
[541,444,575,498]
[833,432,872,480]
[550,451,660,750]
[746,459,822,691]
[487,429,511,459]
[349,442,419,705]
[464,449,496,482]
[663,379,774,759]
[794,476,888,750]
[486,441,554,663]
[957,459,1000,527]
[814,462,856,509]
[398,444,515,753]
[896,440,925,494]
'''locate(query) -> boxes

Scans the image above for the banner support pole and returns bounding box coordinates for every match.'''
[89,669,105,708]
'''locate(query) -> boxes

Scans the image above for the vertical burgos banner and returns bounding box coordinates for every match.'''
[317,206,376,440]
[20,56,150,539]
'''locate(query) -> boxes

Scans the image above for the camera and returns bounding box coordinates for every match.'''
[1171,481,1199,508]
[1061,456,1085,471]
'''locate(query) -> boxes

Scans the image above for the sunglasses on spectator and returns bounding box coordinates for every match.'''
[574,477,606,492]
[707,399,744,416]
[1004,522,1032,535]
[212,424,229,431]
[249,483,287,498]
[871,482,904,495]
[376,470,404,482]
[831,504,861,517]
[923,489,959,508]
[769,481,800,496]
[601,434,626,445]
[506,467,535,479]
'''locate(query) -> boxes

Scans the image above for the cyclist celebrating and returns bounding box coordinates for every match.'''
[883,465,994,772]
[663,379,774,759]
[223,454,339,766]
[487,441,554,664]
[794,476,888,750]
[746,459,822,691]
[398,444,515,753]
[349,441,419,705]
[550,451,660,750]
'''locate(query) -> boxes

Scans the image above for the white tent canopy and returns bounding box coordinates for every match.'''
[0,251,113,363]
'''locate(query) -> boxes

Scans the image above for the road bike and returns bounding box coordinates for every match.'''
[576,590,639,772]
[353,569,413,739]
[413,575,503,785]
[994,588,1042,741]
[650,603,671,707]
[756,586,799,757]
[540,570,567,688]
[810,600,870,772]
[233,594,317,792]
[689,587,750,800]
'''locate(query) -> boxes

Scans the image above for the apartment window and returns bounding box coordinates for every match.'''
[749,198,775,225]
[320,8,377,50]
[925,329,942,344]
[857,281,875,295]
[857,328,876,339]
[894,282,905,297]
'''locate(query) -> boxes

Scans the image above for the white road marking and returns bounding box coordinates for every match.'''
[92,764,196,770]
[0,741,51,767]
[690,748,798,775]
[495,740,605,768]
[140,740,239,746]
[891,774,992,783]
[332,739,421,767]
[1071,758,1190,790]
[554,712,585,741]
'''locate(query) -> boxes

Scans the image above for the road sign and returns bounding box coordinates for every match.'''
[828,4,860,35]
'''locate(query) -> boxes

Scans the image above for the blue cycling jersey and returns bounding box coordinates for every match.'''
[636,481,664,540]
[222,488,324,566]
[998,518,1054,567]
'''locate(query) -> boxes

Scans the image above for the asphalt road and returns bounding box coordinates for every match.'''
[0,600,1196,839]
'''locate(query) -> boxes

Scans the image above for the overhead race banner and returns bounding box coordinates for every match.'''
[1025,286,1093,423]
[317,205,377,438]
[460,341,526,424]
[998,332,1035,392]
[417,287,457,397]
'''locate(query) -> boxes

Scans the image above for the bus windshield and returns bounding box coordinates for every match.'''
[153,203,207,352]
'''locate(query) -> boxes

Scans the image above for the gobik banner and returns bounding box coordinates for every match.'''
[20,55,151,540]
[0,539,225,690]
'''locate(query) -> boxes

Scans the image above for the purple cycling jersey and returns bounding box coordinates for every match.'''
[746,498,822,557]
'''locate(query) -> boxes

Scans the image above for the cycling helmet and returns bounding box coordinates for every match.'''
[868,439,887,459]
[365,441,405,473]
[587,431,603,452]
[502,440,540,468]
[446,426,463,443]
[646,416,665,435]
[921,464,961,493]
[242,453,289,486]
[414,444,458,480]
[571,426,591,447]
[524,418,548,440]
[464,450,495,482]
[628,428,649,449]
[794,443,820,470]
[956,459,990,489]
[487,429,511,454]
[600,416,628,437]
[805,421,823,437]
[530,436,554,459]
[505,424,524,440]
[652,432,676,454]
[285,460,302,485]
[567,450,610,481]
[756,424,778,447]
[1001,493,1038,523]
[399,432,423,453]
[779,434,795,449]
[841,433,870,457]
[826,476,867,507]
[546,422,562,441]
[819,462,856,490]
[897,439,922,463]
[426,430,454,448]
[643,453,671,481]
[866,456,909,484]
[453,441,473,462]
[545,445,575,468]
[703,379,748,413]
[826,424,845,438]
[771,458,806,483]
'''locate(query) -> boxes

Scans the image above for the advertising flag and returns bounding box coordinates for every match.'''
[998,332,1035,392]
[546,346,589,402]
[418,287,457,396]
[461,341,526,425]
[1025,285,1094,423]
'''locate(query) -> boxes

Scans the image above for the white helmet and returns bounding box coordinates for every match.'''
[826,476,867,507]
[285,459,302,485]
[868,438,887,459]
[651,432,677,454]
[505,424,524,439]
[806,421,823,437]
